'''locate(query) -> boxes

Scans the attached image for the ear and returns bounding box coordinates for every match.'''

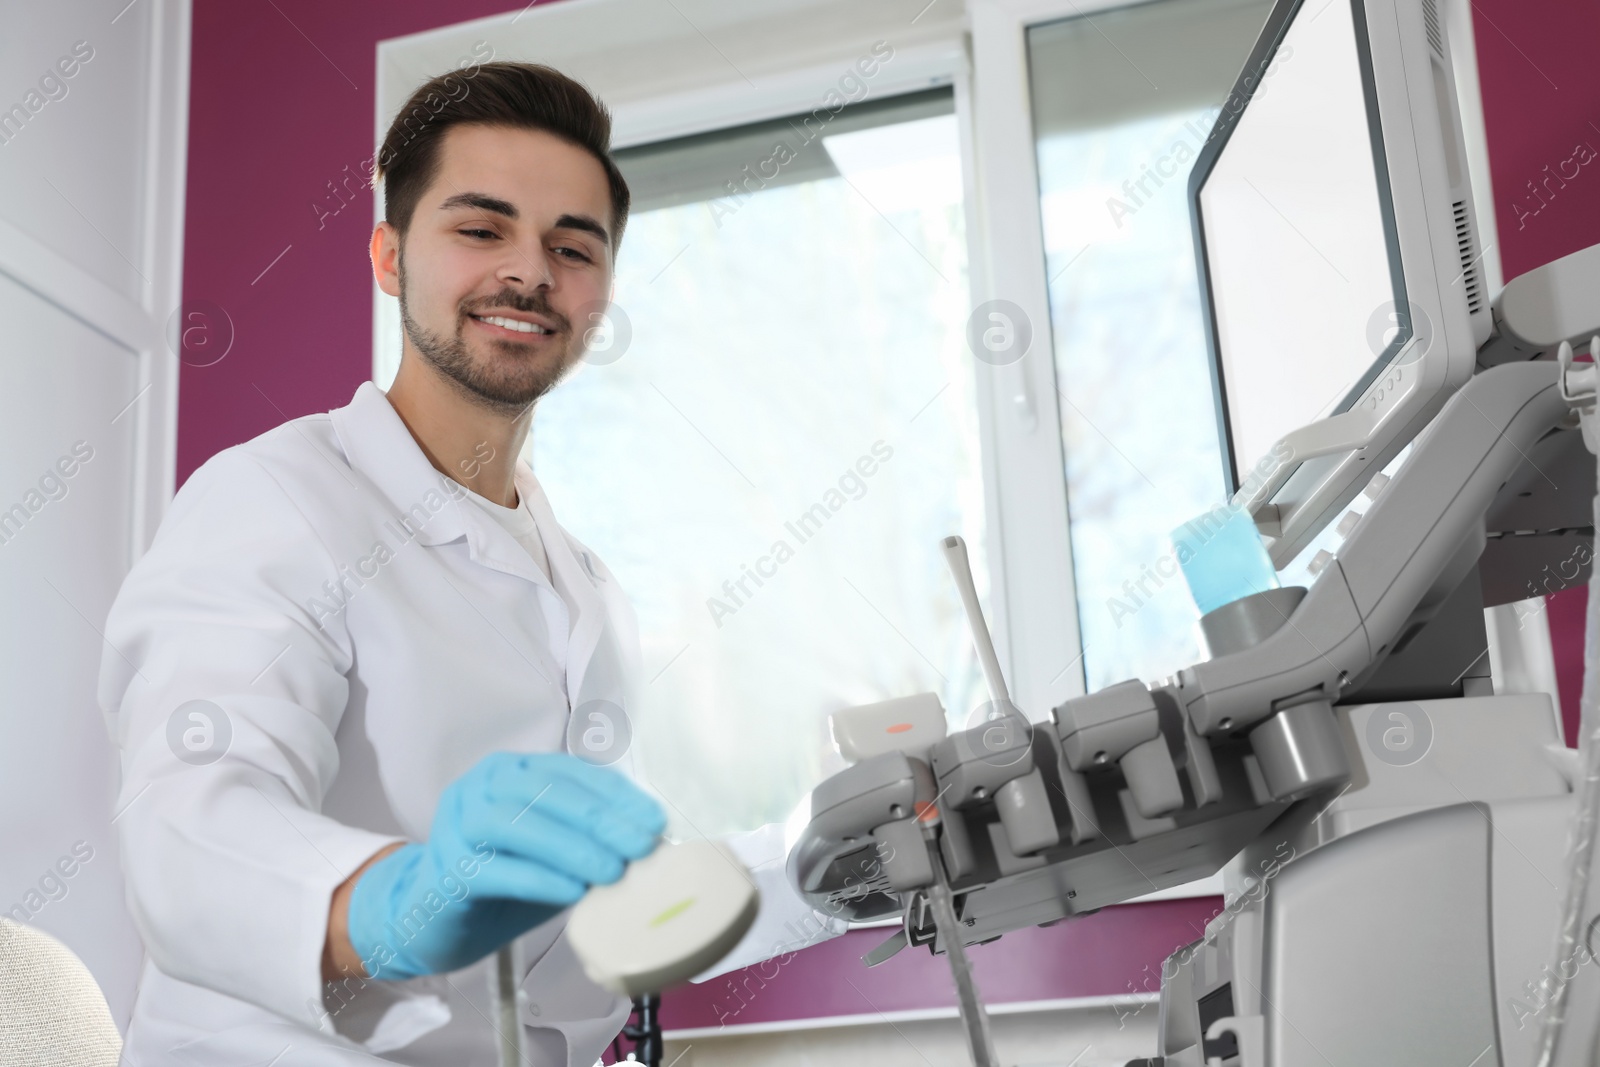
[372,222,402,299]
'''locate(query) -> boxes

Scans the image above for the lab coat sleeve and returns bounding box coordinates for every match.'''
[98,447,407,1030]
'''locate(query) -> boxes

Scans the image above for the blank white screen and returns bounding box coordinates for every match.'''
[1199,0,1398,481]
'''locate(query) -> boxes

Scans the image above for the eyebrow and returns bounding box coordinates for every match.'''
[438,192,611,246]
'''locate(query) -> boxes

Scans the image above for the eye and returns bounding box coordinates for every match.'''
[553,246,592,263]
[458,228,498,240]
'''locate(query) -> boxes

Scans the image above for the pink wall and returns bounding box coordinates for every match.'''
[1471,1,1600,283]
[1469,0,1600,746]
[177,0,1600,1040]
[177,0,526,483]
[652,899,1212,1031]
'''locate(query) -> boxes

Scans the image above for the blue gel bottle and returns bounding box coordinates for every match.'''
[1171,504,1280,617]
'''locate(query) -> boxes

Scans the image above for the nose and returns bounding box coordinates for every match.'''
[497,243,555,292]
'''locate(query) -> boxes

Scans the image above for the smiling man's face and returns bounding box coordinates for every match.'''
[375,122,616,412]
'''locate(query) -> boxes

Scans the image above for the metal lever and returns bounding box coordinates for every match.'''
[943,535,1056,855]
[920,810,999,1067]
[941,535,1011,710]
[862,929,909,968]
[492,943,524,1067]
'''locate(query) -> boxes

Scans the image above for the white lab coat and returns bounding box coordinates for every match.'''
[97,382,838,1066]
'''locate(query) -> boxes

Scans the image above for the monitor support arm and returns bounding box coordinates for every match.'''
[1176,359,1574,739]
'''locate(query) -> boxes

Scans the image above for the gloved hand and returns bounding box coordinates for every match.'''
[346,750,665,980]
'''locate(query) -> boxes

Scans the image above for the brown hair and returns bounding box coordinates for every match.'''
[373,60,630,250]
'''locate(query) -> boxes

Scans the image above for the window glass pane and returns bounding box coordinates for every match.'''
[1028,0,1272,692]
[530,91,990,838]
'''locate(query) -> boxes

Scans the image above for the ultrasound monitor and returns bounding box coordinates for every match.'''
[1190,0,1492,566]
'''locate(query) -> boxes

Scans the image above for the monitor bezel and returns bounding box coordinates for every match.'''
[1184,0,1487,568]
[1189,0,1409,496]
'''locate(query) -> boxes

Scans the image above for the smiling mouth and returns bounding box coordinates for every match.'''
[469,313,558,337]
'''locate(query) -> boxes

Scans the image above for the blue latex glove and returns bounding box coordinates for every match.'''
[346,750,665,980]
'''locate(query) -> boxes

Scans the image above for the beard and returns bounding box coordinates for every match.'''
[397,257,577,411]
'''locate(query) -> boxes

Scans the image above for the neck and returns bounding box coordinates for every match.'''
[384,353,532,508]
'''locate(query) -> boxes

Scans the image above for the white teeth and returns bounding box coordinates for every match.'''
[476,314,550,334]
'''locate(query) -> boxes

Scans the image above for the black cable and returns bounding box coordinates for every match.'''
[618,993,663,1065]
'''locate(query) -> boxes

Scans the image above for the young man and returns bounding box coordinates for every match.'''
[99,62,833,1066]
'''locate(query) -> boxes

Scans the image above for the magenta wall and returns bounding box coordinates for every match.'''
[178,0,1600,1039]
[653,899,1215,1032]
[1472,2,1600,283]
[177,0,531,483]
[1468,0,1600,746]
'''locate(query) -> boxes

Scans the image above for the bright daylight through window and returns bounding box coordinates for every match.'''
[530,89,991,837]
[1029,0,1274,692]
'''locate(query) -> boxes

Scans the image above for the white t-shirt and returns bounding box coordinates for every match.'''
[462,483,553,584]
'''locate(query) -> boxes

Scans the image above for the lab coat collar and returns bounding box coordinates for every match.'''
[516,467,608,698]
[331,382,608,699]
[330,382,473,550]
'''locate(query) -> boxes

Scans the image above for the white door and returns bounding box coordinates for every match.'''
[0,0,189,1027]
